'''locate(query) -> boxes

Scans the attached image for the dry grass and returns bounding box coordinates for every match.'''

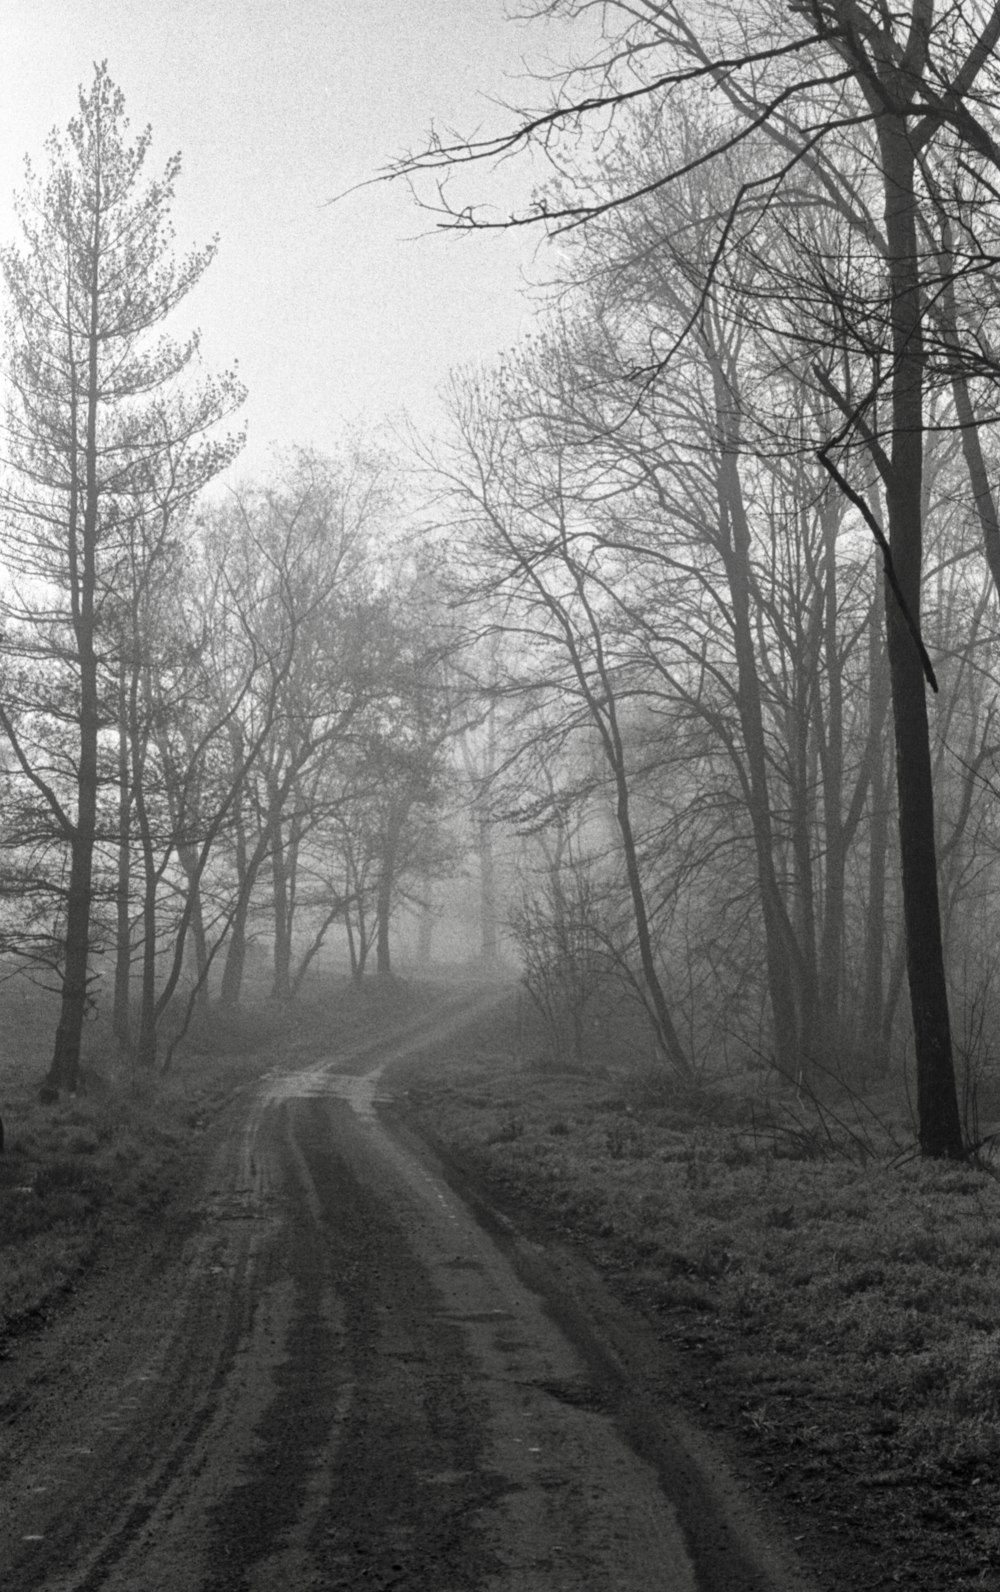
[7,972,1000,1589]
[393,1041,1000,1592]
[0,972,270,1336]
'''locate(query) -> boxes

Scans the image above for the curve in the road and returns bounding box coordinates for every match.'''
[1,991,819,1592]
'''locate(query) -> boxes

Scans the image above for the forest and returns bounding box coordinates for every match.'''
[4,1,1000,1163]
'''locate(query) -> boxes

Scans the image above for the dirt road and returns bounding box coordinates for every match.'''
[0,993,817,1591]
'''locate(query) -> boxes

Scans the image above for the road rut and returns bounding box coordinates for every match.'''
[0,995,816,1591]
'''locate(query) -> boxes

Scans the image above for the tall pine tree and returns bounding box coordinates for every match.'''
[0,64,243,1093]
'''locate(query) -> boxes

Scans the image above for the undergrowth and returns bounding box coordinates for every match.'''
[0,982,283,1336]
[0,972,449,1338]
[394,1045,1000,1592]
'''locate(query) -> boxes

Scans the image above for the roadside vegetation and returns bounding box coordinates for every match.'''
[0,977,256,1341]
[391,997,1000,1592]
[0,971,428,1345]
[5,962,1000,1588]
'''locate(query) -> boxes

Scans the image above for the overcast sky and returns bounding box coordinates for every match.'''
[2,0,569,480]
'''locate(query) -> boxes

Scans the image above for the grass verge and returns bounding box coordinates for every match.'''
[0,1045,262,1341]
[392,1034,1000,1592]
[0,972,448,1343]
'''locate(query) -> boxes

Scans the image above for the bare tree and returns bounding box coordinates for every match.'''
[434,366,695,1075]
[202,452,380,1007]
[393,0,1000,1153]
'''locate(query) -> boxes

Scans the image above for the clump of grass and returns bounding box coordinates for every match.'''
[486,1113,525,1144]
[0,1080,188,1279]
[0,1229,98,1328]
[0,988,264,1340]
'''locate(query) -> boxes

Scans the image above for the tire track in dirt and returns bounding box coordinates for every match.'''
[0,1086,288,1590]
[1,986,819,1590]
[0,988,508,1591]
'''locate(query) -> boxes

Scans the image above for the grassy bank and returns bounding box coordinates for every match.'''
[392,1028,1000,1592]
[0,970,434,1341]
[0,1078,196,1332]
[0,1000,264,1339]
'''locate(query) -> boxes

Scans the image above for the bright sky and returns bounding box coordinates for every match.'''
[1,0,567,480]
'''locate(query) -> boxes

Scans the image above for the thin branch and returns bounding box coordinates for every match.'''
[815,448,938,692]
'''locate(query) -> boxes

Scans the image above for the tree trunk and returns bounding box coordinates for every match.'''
[220,899,250,1007]
[346,913,369,983]
[271,805,303,1001]
[476,700,500,964]
[134,878,158,1069]
[50,821,95,1095]
[178,845,211,1011]
[878,114,962,1157]
[290,902,343,997]
[47,227,102,1098]
[560,562,691,1074]
[416,883,436,965]
[133,806,159,1070]
[375,826,398,977]
[219,800,250,1008]
[817,500,847,1070]
[270,813,292,1001]
[860,590,892,1075]
[113,694,133,1052]
[788,692,821,1075]
[608,734,691,1074]
[477,809,499,965]
[710,354,804,1079]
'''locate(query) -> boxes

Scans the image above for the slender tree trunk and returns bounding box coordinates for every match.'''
[220,898,250,1006]
[559,560,692,1075]
[609,743,691,1073]
[818,502,847,1068]
[47,218,103,1098]
[220,805,251,1007]
[347,912,370,983]
[157,729,212,1016]
[179,844,210,1010]
[113,684,133,1051]
[878,115,962,1157]
[416,882,436,964]
[788,694,820,1071]
[860,590,892,1075]
[135,865,158,1069]
[506,510,691,1073]
[124,662,159,1068]
[51,817,96,1093]
[475,700,499,964]
[133,809,159,1069]
[271,809,303,1000]
[477,809,499,964]
[375,816,400,977]
[270,810,292,1000]
[290,900,343,997]
[881,933,909,1071]
[711,361,804,1079]
[222,751,303,1006]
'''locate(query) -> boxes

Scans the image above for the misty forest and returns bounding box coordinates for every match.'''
[7,2,1000,1165]
[11,8,1000,1592]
